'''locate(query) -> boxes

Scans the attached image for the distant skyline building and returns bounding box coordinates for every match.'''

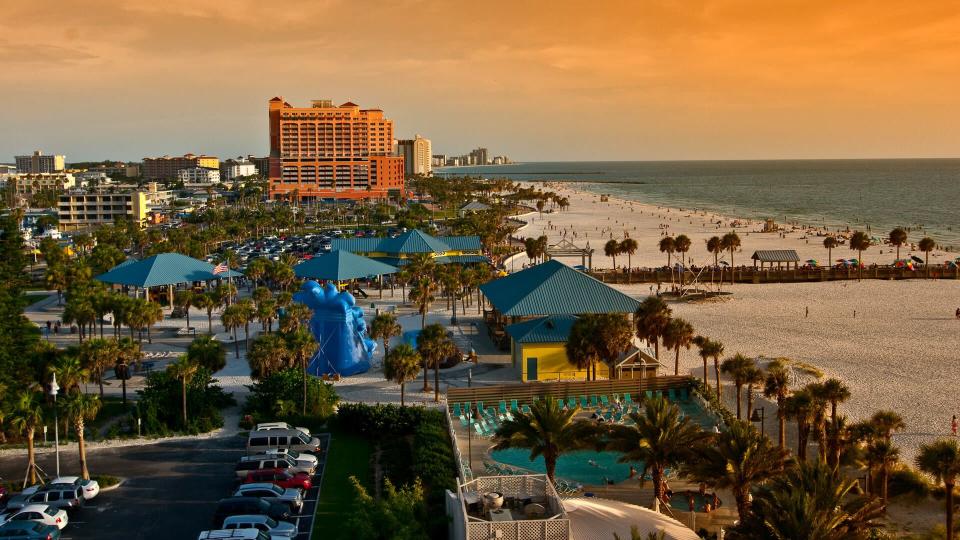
[396,134,432,176]
[219,158,257,181]
[267,97,404,201]
[11,172,75,195]
[178,166,221,183]
[16,151,65,174]
[142,153,219,180]
[470,147,488,166]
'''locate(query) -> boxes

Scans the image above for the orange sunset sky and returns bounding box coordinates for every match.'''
[1,0,958,161]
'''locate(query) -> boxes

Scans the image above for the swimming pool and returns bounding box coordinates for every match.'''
[488,394,719,486]
[490,448,641,485]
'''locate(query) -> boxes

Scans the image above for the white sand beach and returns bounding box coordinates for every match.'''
[514,183,960,465]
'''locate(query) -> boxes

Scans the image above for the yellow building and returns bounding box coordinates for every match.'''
[57,191,148,231]
[507,315,658,383]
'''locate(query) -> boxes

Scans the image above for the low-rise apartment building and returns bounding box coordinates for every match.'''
[178,166,221,183]
[11,173,76,194]
[57,190,148,231]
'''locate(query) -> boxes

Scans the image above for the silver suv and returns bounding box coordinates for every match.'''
[232,483,303,513]
[5,486,83,512]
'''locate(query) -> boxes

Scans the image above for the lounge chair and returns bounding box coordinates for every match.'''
[579,395,588,408]
[645,390,654,399]
[590,395,599,408]
[474,423,485,437]
[623,393,634,405]
[614,412,623,423]
[459,413,469,427]
[603,411,613,421]
[521,404,531,414]
[567,397,577,410]
[477,401,486,416]
[452,403,462,417]
[557,398,566,410]
[600,395,611,408]
[510,399,520,412]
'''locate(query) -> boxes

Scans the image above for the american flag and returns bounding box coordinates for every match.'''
[213,262,229,275]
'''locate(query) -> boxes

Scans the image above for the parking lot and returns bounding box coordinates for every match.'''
[0,433,330,539]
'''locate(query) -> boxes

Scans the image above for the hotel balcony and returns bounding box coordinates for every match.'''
[450,474,570,540]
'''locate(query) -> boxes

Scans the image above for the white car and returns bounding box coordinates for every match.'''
[259,448,318,469]
[221,515,297,538]
[0,504,69,530]
[254,423,311,437]
[23,476,100,501]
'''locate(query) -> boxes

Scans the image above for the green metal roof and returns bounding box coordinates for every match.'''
[506,315,577,343]
[293,250,397,280]
[331,229,481,255]
[96,253,238,287]
[479,260,641,317]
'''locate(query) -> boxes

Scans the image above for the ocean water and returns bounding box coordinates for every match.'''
[437,159,960,247]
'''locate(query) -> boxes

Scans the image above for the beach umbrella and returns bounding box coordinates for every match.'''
[911,255,924,264]
[806,259,818,264]
[719,261,730,266]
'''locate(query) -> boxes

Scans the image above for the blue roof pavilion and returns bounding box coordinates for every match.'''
[293,250,397,281]
[96,253,243,288]
[331,229,487,266]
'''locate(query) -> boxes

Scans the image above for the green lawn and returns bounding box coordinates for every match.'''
[312,429,372,538]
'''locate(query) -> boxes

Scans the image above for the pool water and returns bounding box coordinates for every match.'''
[668,491,723,512]
[490,448,640,485]
[489,395,719,486]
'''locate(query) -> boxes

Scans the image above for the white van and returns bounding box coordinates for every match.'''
[246,429,322,454]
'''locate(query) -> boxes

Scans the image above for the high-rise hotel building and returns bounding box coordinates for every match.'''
[268,97,404,201]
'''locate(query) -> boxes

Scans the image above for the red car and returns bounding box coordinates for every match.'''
[242,469,313,490]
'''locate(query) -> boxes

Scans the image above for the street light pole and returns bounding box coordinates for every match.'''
[49,373,61,478]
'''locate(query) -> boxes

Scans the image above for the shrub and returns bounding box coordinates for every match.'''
[244,368,339,424]
[888,466,931,499]
[335,403,432,440]
[342,476,428,540]
[135,366,234,435]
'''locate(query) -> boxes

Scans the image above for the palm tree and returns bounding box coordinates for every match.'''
[567,314,633,381]
[721,231,741,285]
[247,333,291,379]
[706,235,723,270]
[709,340,725,400]
[692,336,712,388]
[221,304,245,359]
[864,439,898,504]
[566,316,602,381]
[605,396,708,506]
[174,289,195,331]
[682,420,788,518]
[819,378,850,468]
[806,382,831,464]
[604,239,620,269]
[619,238,638,278]
[742,365,764,421]
[869,410,905,443]
[78,338,117,398]
[490,397,596,483]
[383,343,422,406]
[729,460,885,540]
[888,227,907,261]
[417,323,455,402]
[673,234,691,285]
[279,303,312,334]
[50,353,90,396]
[662,317,694,376]
[185,334,226,373]
[658,236,675,270]
[409,276,437,330]
[848,231,870,281]
[918,236,936,278]
[721,354,754,419]
[783,389,815,461]
[167,355,198,428]
[917,438,960,539]
[256,297,277,333]
[286,329,317,415]
[763,360,791,449]
[62,392,102,480]
[8,390,44,486]
[115,337,140,404]
[823,236,838,266]
[370,312,402,359]
[246,257,270,288]
[192,292,218,335]
[634,296,672,361]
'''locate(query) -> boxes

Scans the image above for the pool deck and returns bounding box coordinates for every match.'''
[452,407,739,535]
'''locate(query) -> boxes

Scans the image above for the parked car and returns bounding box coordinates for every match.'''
[212,498,290,528]
[23,477,99,501]
[234,456,315,480]
[231,484,303,513]
[253,423,310,437]
[258,449,317,469]
[242,470,312,491]
[246,430,322,454]
[4,486,83,513]
[0,485,7,509]
[0,521,61,539]
[197,530,271,540]
[220,515,297,539]
[0,505,68,531]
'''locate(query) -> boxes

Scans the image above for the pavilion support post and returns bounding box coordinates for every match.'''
[379,275,383,299]
[168,285,174,311]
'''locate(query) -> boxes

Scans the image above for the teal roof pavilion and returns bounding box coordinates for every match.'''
[293,250,397,281]
[506,315,577,343]
[331,229,482,255]
[480,260,641,317]
[96,253,240,288]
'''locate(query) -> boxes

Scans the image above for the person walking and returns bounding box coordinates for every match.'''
[952,415,958,437]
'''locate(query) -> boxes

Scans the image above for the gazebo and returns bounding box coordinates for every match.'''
[751,249,801,270]
[96,252,243,307]
[331,229,488,266]
[544,238,595,270]
[293,249,397,298]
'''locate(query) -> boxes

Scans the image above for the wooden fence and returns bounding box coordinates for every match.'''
[447,375,694,407]
[591,265,960,285]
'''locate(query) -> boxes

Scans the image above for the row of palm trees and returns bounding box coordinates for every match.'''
[603,238,639,272]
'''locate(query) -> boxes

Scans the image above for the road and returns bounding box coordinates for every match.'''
[0,433,328,539]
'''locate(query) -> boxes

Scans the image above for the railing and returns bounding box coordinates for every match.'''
[460,475,570,540]
[590,265,959,284]
[447,375,694,407]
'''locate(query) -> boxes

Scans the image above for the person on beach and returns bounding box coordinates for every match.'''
[953,415,957,436]
[955,307,960,320]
